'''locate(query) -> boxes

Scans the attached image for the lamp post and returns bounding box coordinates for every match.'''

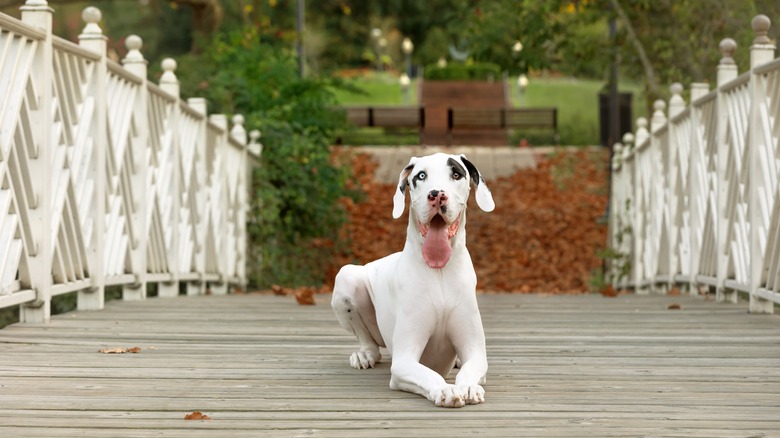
[512,40,524,78]
[402,37,414,78]
[517,74,528,107]
[371,28,382,72]
[399,73,411,104]
[378,37,387,71]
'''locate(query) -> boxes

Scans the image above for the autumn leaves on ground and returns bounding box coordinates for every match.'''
[336,148,609,292]
[272,148,609,303]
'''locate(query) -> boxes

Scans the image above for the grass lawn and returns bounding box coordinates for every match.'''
[508,76,647,145]
[331,72,419,106]
[330,72,646,145]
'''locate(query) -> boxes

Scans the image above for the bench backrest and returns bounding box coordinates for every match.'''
[449,108,557,129]
[343,106,425,128]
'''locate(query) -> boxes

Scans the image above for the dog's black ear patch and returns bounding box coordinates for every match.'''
[460,156,482,187]
[447,157,468,181]
[399,163,415,194]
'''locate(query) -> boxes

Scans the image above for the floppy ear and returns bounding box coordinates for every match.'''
[392,158,417,219]
[460,155,495,212]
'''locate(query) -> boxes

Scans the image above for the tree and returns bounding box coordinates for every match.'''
[606,0,780,105]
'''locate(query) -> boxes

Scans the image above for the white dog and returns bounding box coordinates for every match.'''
[332,153,495,408]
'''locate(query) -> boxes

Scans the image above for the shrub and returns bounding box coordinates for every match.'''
[424,62,502,81]
[178,28,355,289]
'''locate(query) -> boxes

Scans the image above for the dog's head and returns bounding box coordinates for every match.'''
[392,153,494,269]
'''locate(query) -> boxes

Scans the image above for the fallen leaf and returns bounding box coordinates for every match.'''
[668,303,682,310]
[295,288,316,305]
[271,284,286,296]
[184,411,211,420]
[98,347,142,354]
[600,285,618,298]
[667,287,681,296]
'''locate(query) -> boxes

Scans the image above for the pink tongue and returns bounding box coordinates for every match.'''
[422,216,452,268]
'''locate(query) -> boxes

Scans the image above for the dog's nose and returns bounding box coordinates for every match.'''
[428,190,448,206]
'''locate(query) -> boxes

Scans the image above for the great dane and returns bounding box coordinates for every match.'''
[332,153,495,408]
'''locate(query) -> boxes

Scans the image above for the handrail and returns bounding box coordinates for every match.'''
[0,2,261,323]
[608,14,780,314]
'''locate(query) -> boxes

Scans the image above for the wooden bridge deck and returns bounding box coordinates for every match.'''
[0,293,778,437]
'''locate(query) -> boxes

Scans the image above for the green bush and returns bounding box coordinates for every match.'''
[177,28,356,289]
[424,62,502,81]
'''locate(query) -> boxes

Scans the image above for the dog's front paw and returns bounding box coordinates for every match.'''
[430,385,466,408]
[458,384,485,405]
[349,349,381,369]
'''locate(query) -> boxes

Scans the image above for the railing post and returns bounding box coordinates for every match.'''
[690,83,710,102]
[248,129,263,157]
[186,97,208,296]
[715,38,738,303]
[632,117,649,293]
[76,6,107,310]
[634,117,649,146]
[209,114,229,295]
[19,0,54,323]
[650,99,667,293]
[688,82,709,294]
[650,99,667,133]
[158,58,181,297]
[667,83,685,291]
[231,115,248,289]
[608,139,623,286]
[748,15,775,313]
[121,35,149,300]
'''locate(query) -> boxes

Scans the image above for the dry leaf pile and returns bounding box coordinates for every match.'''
[330,149,610,294]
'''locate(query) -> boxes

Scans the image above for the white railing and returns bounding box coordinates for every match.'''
[0,2,260,322]
[609,14,780,313]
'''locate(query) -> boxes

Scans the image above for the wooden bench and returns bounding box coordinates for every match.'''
[447,107,559,144]
[336,106,426,145]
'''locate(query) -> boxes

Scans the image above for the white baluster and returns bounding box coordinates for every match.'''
[19,0,53,323]
[121,35,149,300]
[158,58,181,298]
[634,117,649,147]
[748,15,776,313]
[209,114,229,295]
[249,129,263,157]
[186,97,208,296]
[690,83,709,102]
[77,6,107,310]
[650,99,667,133]
[715,37,738,303]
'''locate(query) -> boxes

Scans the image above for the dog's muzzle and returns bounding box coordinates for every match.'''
[419,190,459,269]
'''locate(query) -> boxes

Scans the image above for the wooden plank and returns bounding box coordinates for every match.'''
[0,293,778,437]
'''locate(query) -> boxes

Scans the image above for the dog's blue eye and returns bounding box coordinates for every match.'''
[416,171,426,181]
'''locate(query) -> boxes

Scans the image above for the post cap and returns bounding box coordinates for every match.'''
[719,38,737,64]
[752,15,772,45]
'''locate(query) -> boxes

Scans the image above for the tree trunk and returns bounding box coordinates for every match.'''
[609,0,661,107]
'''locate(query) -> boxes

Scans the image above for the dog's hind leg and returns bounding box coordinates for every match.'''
[332,265,384,369]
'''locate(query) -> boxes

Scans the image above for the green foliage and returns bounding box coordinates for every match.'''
[452,0,566,73]
[178,28,353,289]
[553,15,612,79]
[609,0,762,106]
[424,62,502,81]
